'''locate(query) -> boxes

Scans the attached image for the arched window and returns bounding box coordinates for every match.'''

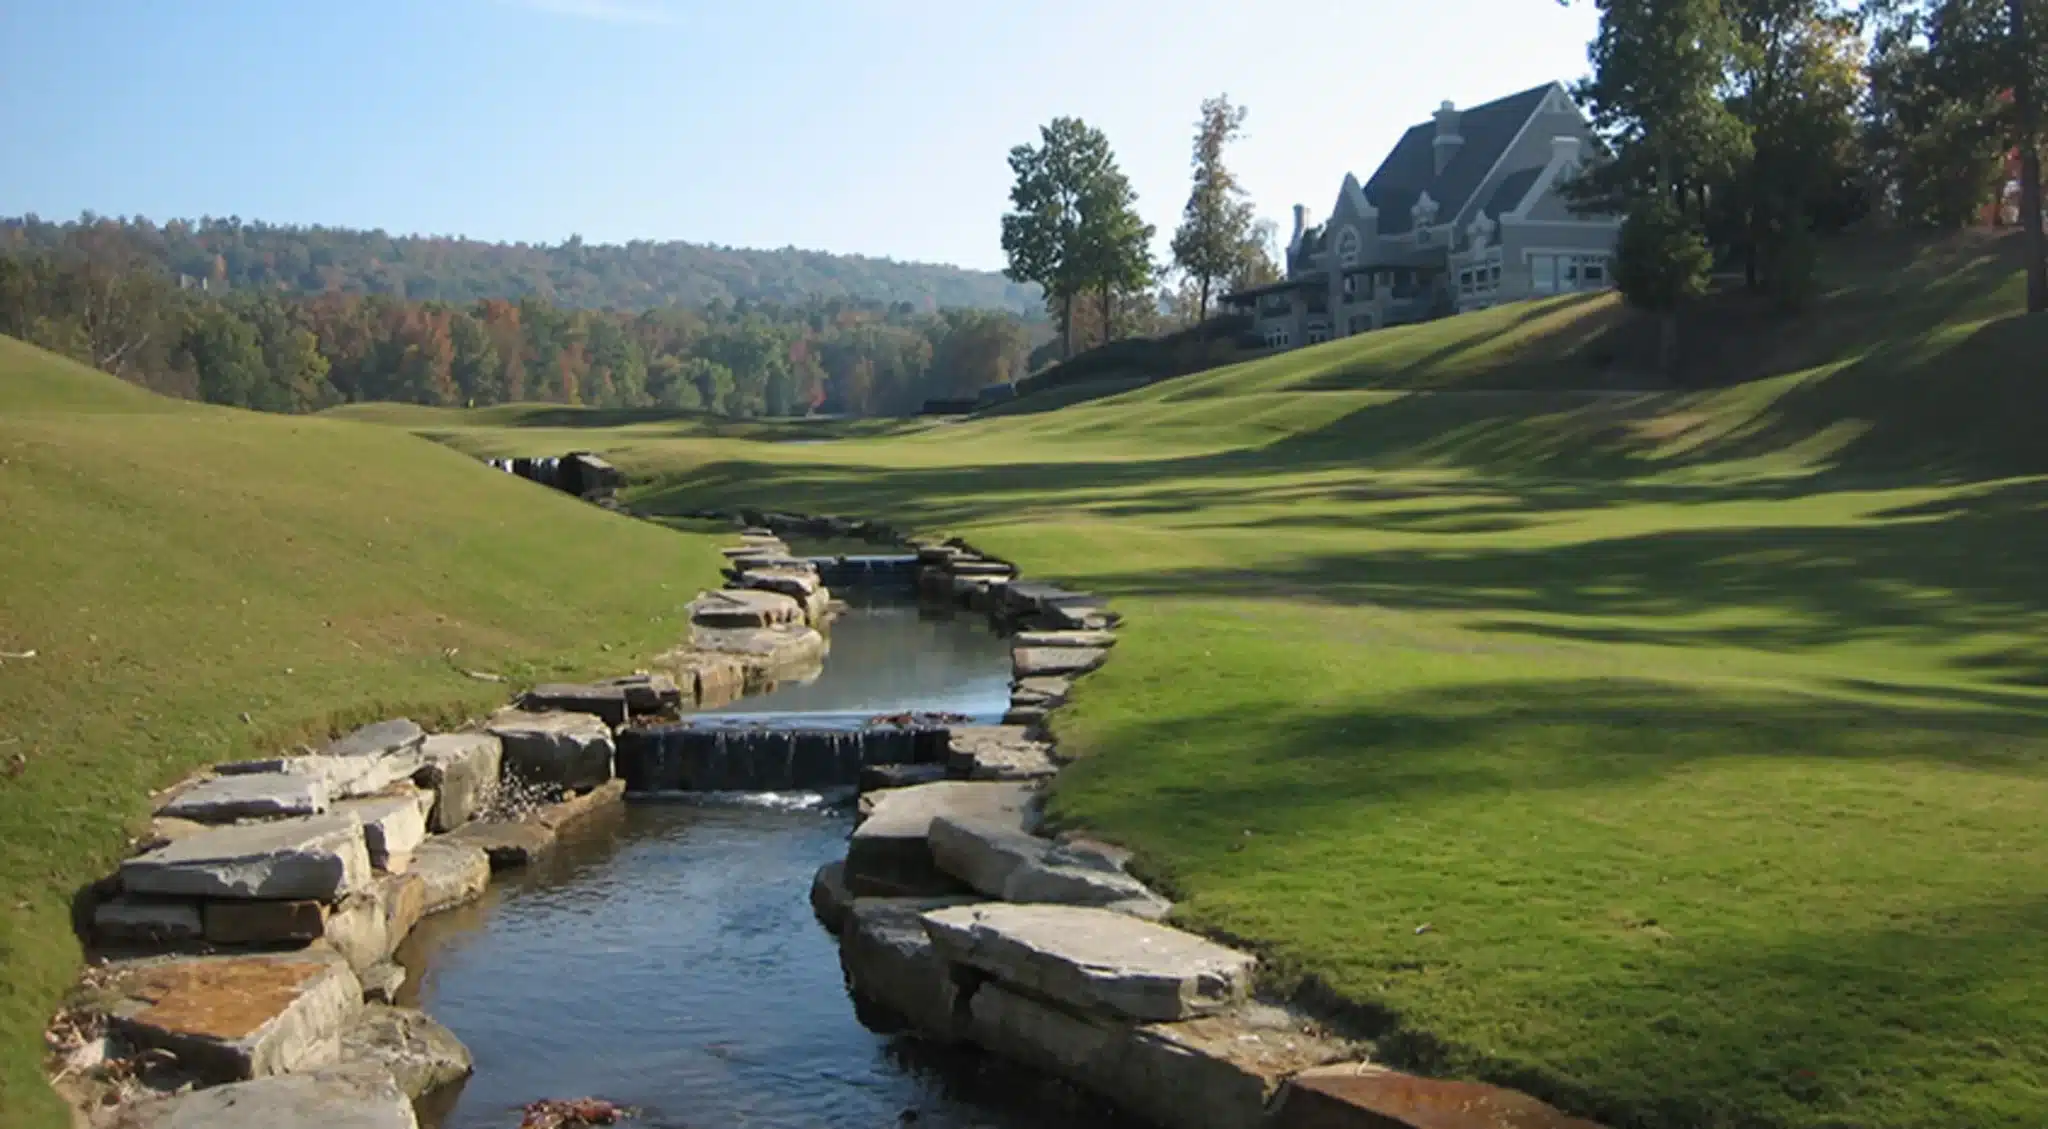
[1336,226,1361,266]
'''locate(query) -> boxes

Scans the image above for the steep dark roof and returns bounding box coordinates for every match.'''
[1482,167,1544,219]
[1360,84,1554,236]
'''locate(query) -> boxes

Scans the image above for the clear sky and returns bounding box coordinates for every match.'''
[0,0,1600,273]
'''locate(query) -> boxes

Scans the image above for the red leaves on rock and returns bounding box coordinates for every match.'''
[519,1097,630,1128]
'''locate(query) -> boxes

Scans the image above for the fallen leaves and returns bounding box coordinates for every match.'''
[519,1097,632,1128]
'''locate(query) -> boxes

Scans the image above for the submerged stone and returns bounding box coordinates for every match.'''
[120,814,372,902]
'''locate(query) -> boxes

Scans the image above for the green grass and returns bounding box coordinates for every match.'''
[380,232,2048,1128]
[0,338,732,1127]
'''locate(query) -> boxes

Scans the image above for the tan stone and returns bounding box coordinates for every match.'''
[1271,1063,1609,1129]
[528,778,626,833]
[945,725,1061,781]
[689,588,804,628]
[104,952,363,1081]
[1012,646,1109,678]
[442,819,555,870]
[410,839,490,913]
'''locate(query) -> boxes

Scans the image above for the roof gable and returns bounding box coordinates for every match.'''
[1359,83,1555,235]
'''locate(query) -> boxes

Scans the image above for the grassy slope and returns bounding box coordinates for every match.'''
[388,233,2048,1129]
[0,338,729,1127]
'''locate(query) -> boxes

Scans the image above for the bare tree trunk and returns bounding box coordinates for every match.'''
[1061,291,1075,358]
[2013,0,2047,313]
[1197,276,1211,324]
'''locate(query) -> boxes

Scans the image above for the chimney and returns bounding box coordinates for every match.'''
[1432,100,1463,174]
[1291,204,1308,247]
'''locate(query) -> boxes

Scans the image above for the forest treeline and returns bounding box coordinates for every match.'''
[0,224,1042,416]
[0,214,1044,315]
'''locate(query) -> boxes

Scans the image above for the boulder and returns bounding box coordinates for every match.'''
[858,762,949,793]
[158,773,328,823]
[410,839,491,914]
[335,794,428,873]
[103,951,364,1081]
[1270,1063,1608,1129]
[1013,629,1118,649]
[595,672,684,715]
[650,648,750,709]
[93,897,205,945]
[927,816,1170,919]
[688,588,804,628]
[487,710,614,791]
[966,985,1357,1129]
[443,820,555,870]
[412,733,502,832]
[204,899,328,945]
[810,860,853,934]
[323,872,424,974]
[921,904,1254,1022]
[845,781,1037,898]
[360,962,406,1004]
[335,1004,474,1100]
[839,898,981,1040]
[107,1062,415,1129]
[1012,646,1109,678]
[737,567,821,600]
[120,814,372,902]
[945,726,1060,781]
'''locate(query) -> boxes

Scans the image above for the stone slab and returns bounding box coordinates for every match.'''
[214,754,413,802]
[413,733,502,832]
[922,903,1253,1022]
[810,860,854,934]
[945,726,1060,781]
[838,897,982,1041]
[108,1062,416,1129]
[335,1004,474,1100]
[411,839,491,914]
[846,781,1037,898]
[120,814,372,902]
[928,816,1170,919]
[204,899,329,945]
[1009,675,1075,707]
[859,762,949,793]
[528,778,627,833]
[486,709,615,791]
[596,672,685,715]
[158,773,328,823]
[651,648,750,708]
[336,794,429,873]
[94,897,205,945]
[687,623,827,669]
[104,952,364,1082]
[518,682,631,728]
[325,719,426,761]
[1013,646,1109,678]
[689,588,804,628]
[442,819,555,870]
[1271,1063,1608,1129]
[738,567,821,600]
[1013,629,1117,649]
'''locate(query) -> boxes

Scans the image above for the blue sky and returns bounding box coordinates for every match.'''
[0,0,1599,272]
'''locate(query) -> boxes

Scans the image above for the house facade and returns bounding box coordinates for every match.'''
[1223,82,1620,350]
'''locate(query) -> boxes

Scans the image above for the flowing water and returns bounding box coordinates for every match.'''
[396,599,1141,1129]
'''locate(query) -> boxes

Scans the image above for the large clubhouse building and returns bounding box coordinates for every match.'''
[1224,82,1620,350]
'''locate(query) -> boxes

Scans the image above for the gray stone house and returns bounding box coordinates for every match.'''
[1222,81,1619,350]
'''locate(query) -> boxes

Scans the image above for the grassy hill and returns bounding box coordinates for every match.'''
[0,337,729,1126]
[378,232,2048,1128]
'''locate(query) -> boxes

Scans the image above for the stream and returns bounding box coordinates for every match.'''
[393,593,1141,1129]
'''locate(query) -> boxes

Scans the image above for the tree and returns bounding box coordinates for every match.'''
[1616,195,1716,370]
[1001,117,1139,357]
[2011,0,2046,310]
[1170,96,1256,321]
[1074,158,1155,349]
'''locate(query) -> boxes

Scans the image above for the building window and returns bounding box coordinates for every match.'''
[1529,253,1609,294]
[1336,227,1361,267]
[1264,327,1292,348]
[1306,324,1331,345]
[1342,273,1374,301]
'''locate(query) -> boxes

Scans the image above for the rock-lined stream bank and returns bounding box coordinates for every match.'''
[51,512,1607,1129]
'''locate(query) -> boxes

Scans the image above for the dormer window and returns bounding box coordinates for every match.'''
[1336,227,1360,266]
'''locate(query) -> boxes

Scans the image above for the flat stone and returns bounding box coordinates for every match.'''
[947,559,1016,578]
[1013,646,1109,678]
[1271,1063,1608,1129]
[411,839,491,913]
[108,1062,415,1129]
[326,719,426,760]
[104,952,364,1081]
[846,781,1037,897]
[738,567,821,600]
[519,682,632,728]
[137,817,211,852]
[922,903,1253,1022]
[336,794,428,872]
[528,778,627,833]
[688,622,827,668]
[689,588,804,628]
[966,985,1356,1129]
[928,816,1170,919]
[443,819,555,870]
[596,672,684,714]
[335,1004,474,1100]
[650,648,749,708]
[810,860,854,934]
[413,733,502,833]
[722,539,788,557]
[94,897,205,945]
[946,725,1060,781]
[204,899,328,945]
[1010,676,1075,707]
[1013,629,1118,649]
[859,762,949,793]
[839,897,982,1040]
[120,814,372,902]
[361,961,406,1004]
[1001,706,1051,728]
[214,755,413,802]
[486,710,614,791]
[158,773,328,823]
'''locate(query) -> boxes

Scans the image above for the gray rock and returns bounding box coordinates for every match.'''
[738,567,821,600]
[213,754,413,802]
[108,1062,415,1129]
[442,819,555,870]
[104,951,365,1082]
[519,682,631,727]
[335,794,428,872]
[360,962,407,1004]
[327,719,427,761]
[859,762,948,793]
[927,816,1170,919]
[487,710,614,791]
[688,588,804,628]
[687,622,827,668]
[945,726,1060,781]
[120,814,372,902]
[93,897,205,945]
[335,1004,474,1100]
[204,899,328,944]
[921,903,1254,1022]
[158,773,328,823]
[839,898,981,1040]
[412,733,502,832]
[1013,629,1118,649]
[595,672,684,714]
[1012,646,1109,678]
[810,860,853,934]
[1009,676,1074,708]
[1001,706,1050,728]
[410,839,491,914]
[846,781,1037,898]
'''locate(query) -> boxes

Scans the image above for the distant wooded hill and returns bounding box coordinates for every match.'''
[0,215,1045,316]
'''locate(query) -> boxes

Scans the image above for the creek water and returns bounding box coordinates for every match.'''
[395,599,1140,1129]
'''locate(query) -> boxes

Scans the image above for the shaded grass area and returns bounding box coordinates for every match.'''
[0,338,729,1127]
[221,232,2048,1128]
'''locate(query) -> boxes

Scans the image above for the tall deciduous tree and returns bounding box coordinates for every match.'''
[1170,96,1256,321]
[1001,117,1150,356]
[2010,0,2046,311]
[1075,162,1155,349]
